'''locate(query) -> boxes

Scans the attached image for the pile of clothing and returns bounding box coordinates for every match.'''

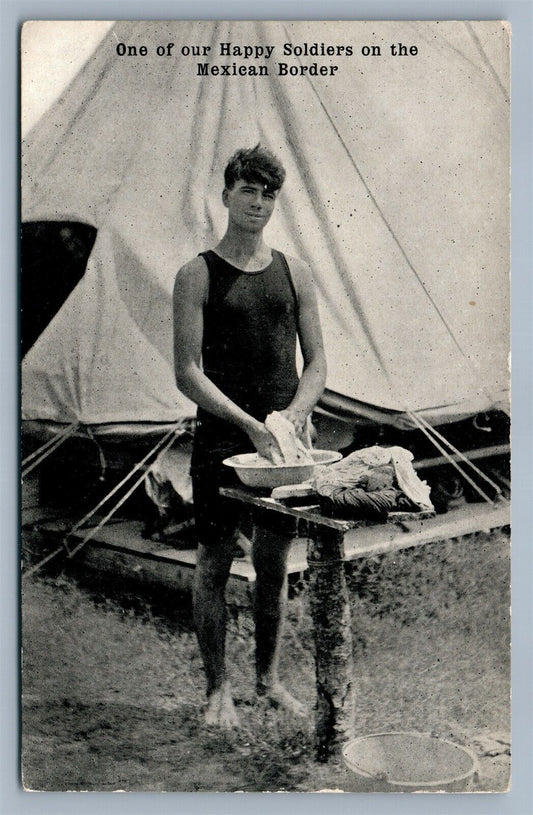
[313,445,433,520]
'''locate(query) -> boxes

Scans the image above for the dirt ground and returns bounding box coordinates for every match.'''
[21,528,511,793]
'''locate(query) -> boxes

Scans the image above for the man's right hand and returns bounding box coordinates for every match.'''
[246,421,283,463]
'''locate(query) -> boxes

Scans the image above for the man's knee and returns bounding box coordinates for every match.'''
[195,541,234,588]
[252,521,293,559]
[252,538,291,589]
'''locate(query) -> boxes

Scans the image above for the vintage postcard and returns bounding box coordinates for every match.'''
[21,20,510,792]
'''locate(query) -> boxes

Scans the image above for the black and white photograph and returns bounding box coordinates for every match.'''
[20,19,511,793]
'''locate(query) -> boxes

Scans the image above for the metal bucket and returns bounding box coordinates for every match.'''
[342,731,477,792]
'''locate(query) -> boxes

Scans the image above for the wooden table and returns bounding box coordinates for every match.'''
[220,485,433,760]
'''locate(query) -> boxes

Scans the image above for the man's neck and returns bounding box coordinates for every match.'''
[214,227,272,271]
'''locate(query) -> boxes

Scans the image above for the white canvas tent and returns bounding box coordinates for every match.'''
[21,20,510,439]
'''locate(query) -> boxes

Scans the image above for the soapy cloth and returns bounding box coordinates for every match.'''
[262,411,314,465]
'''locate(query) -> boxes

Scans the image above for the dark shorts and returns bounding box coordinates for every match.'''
[190,417,255,547]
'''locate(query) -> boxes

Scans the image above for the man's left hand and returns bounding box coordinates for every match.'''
[279,409,316,446]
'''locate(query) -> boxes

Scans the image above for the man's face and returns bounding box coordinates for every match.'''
[223,179,278,232]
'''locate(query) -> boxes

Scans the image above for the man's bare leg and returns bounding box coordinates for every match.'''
[252,529,307,717]
[193,541,239,728]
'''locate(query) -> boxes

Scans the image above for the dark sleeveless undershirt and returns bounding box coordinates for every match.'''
[196,248,299,437]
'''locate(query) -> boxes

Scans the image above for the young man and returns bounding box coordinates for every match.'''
[173,145,327,727]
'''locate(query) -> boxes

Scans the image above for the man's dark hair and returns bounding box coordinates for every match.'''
[224,144,286,193]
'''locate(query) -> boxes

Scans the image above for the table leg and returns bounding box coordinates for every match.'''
[307,524,355,761]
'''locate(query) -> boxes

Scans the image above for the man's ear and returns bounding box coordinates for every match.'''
[222,188,229,208]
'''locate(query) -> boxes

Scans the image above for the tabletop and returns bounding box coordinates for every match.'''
[220,485,434,533]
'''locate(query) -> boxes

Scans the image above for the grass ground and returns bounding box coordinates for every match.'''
[21,528,510,792]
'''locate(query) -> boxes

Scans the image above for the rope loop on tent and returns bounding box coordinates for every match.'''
[22,419,188,581]
[21,422,80,478]
[473,414,493,433]
[406,411,505,505]
[86,426,107,482]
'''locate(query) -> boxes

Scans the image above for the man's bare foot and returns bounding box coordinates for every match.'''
[204,682,240,728]
[256,681,308,718]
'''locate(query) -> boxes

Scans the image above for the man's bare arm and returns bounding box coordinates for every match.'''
[172,258,280,458]
[281,258,327,435]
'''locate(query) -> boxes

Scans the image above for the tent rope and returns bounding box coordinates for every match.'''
[22,420,186,581]
[67,421,186,538]
[406,412,497,504]
[22,423,78,467]
[21,423,80,478]
[64,463,161,559]
[412,412,507,499]
[22,546,71,581]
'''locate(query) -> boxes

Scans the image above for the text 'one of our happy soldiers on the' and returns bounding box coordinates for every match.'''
[114,40,419,75]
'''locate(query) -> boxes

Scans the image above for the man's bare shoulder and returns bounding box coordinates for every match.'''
[173,255,209,297]
[283,253,314,289]
[176,255,209,279]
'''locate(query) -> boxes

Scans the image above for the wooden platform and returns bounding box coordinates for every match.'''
[37,518,254,604]
[36,499,510,604]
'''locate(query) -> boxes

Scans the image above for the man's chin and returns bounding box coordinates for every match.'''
[243,220,266,232]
